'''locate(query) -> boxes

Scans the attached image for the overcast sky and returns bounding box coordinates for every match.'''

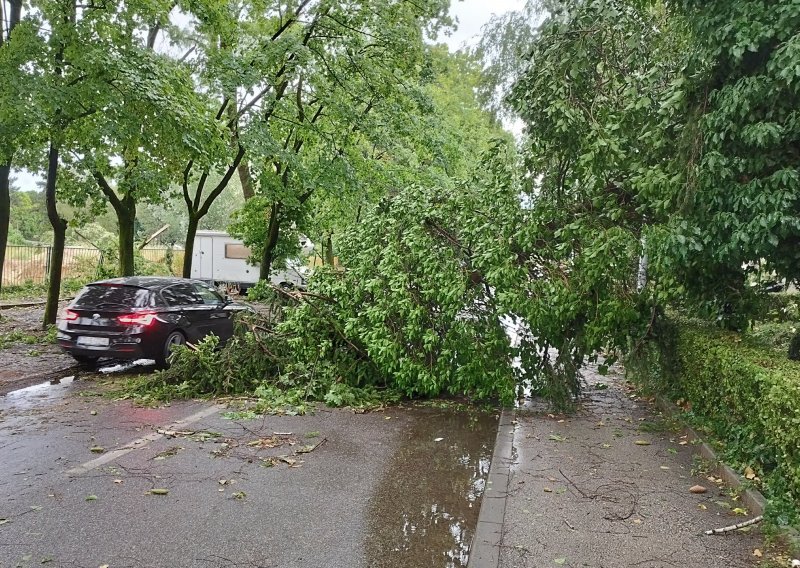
[444,0,523,51]
[13,1,524,191]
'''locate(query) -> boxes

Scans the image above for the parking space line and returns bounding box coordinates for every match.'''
[65,404,223,476]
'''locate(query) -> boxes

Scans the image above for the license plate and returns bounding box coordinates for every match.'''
[76,336,109,347]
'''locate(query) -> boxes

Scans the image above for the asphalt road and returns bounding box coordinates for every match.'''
[0,375,498,568]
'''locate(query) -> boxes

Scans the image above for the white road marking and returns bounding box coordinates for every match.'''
[65,404,223,476]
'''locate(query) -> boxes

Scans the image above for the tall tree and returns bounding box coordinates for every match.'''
[227,0,452,280]
[0,0,23,288]
[77,2,219,276]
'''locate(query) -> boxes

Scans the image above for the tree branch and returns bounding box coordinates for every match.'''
[92,170,122,212]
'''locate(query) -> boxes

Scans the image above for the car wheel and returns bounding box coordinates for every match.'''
[156,330,186,368]
[71,354,99,367]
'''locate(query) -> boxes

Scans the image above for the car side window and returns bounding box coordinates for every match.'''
[193,284,224,306]
[161,284,202,307]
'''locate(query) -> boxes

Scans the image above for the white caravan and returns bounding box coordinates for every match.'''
[190,230,311,292]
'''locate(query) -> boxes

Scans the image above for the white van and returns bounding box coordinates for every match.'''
[190,230,311,292]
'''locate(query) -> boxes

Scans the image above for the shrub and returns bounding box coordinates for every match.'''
[627,318,800,528]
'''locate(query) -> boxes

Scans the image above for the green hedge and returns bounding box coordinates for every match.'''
[627,319,800,528]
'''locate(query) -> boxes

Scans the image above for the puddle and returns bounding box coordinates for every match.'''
[1,375,79,409]
[2,358,155,409]
[365,407,497,567]
[98,358,156,374]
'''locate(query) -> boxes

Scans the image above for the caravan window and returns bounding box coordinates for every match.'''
[225,244,251,260]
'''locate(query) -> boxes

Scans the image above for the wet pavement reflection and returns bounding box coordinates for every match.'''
[366,407,497,568]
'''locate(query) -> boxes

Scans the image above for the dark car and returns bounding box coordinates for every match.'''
[57,277,249,367]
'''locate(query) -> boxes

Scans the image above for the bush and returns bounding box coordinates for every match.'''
[757,293,800,323]
[746,321,798,353]
[627,318,800,528]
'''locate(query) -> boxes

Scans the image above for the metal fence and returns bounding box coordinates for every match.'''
[1,245,185,289]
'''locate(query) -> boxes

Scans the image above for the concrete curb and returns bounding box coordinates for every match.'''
[467,408,515,568]
[655,395,800,552]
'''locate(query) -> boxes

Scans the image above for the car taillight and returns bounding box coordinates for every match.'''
[118,312,157,326]
[61,309,79,321]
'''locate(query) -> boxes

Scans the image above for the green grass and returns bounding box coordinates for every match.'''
[0,325,58,349]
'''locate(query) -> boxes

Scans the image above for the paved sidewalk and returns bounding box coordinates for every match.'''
[471,366,764,568]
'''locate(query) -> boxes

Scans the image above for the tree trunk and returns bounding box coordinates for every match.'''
[7,1,22,35]
[182,215,199,278]
[117,197,136,276]
[0,1,22,290]
[238,162,255,200]
[0,165,10,289]
[44,143,67,327]
[324,233,334,266]
[259,203,281,281]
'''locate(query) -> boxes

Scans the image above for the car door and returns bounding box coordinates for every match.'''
[192,283,234,342]
[160,283,210,343]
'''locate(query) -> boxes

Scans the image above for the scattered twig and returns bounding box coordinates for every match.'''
[295,437,327,454]
[563,518,576,531]
[559,468,591,498]
[704,515,762,535]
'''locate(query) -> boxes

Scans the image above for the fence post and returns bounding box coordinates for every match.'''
[44,246,52,285]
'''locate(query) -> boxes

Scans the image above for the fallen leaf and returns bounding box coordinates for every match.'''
[0,519,9,525]
[85,495,97,501]
[554,558,566,565]
[600,443,612,449]
[634,440,651,446]
[149,488,169,495]
[113,479,123,484]
[660,466,670,470]
[689,485,707,494]
[732,507,748,515]
[543,487,553,493]
[90,410,97,416]
[753,549,762,558]
[698,504,707,510]
[679,441,688,445]
[90,446,105,453]
[549,434,565,442]
[232,491,246,500]
[744,466,756,480]
[632,519,642,524]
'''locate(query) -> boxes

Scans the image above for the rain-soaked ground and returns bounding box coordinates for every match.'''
[0,365,499,567]
[365,408,496,567]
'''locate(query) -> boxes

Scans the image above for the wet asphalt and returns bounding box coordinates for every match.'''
[0,372,498,568]
[491,365,764,568]
[0,353,774,568]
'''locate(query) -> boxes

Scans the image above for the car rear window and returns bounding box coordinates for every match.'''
[73,285,155,309]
